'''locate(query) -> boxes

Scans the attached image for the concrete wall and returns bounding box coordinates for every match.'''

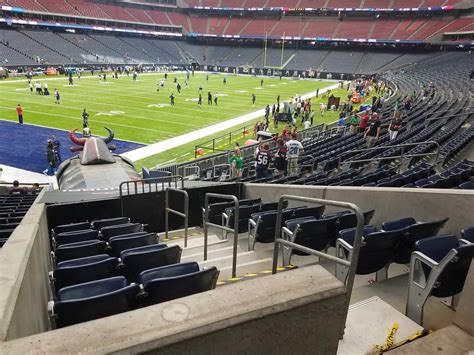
[243,185,474,235]
[0,190,52,342]
[1,265,346,354]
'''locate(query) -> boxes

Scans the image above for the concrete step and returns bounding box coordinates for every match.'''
[218,258,274,280]
[182,244,245,262]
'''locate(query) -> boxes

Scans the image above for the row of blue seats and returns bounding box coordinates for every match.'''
[0,193,37,247]
[49,261,218,328]
[248,207,375,251]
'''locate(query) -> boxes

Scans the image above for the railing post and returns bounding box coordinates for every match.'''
[203,195,209,261]
[165,189,169,240]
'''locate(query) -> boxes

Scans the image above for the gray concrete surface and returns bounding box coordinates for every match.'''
[1,265,346,354]
[0,190,52,341]
[244,184,474,236]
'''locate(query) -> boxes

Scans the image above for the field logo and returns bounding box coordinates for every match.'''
[148,104,170,108]
[95,110,125,116]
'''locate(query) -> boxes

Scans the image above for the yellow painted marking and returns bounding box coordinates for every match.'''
[276,267,288,271]
[216,281,226,285]
[228,277,242,281]
[260,270,272,274]
[245,273,258,277]
[172,236,180,240]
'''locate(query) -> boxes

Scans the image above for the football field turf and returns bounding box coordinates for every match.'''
[0,73,342,169]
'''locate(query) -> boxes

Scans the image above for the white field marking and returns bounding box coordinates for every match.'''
[99,82,114,85]
[95,110,125,117]
[147,104,170,108]
[123,82,340,162]
[185,98,200,102]
[180,152,191,158]
[235,90,248,93]
[15,88,28,91]
[0,81,284,118]
[62,85,80,87]
[254,87,263,90]
[214,93,228,97]
[0,90,213,128]
[0,107,172,137]
[269,84,276,87]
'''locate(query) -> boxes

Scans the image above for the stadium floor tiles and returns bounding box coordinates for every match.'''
[0,119,144,173]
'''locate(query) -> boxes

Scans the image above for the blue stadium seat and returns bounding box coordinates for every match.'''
[392,218,449,264]
[407,235,474,324]
[50,276,140,328]
[100,223,143,241]
[139,262,219,306]
[292,206,326,220]
[121,244,182,283]
[54,229,99,247]
[55,240,107,263]
[53,222,91,236]
[91,217,130,230]
[52,254,119,291]
[223,204,261,234]
[460,227,474,243]
[206,198,261,225]
[281,216,339,265]
[108,232,157,257]
[459,181,474,189]
[248,209,294,250]
[382,217,417,231]
[336,226,404,282]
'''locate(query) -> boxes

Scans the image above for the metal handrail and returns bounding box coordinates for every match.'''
[212,164,231,179]
[119,175,184,216]
[183,165,200,179]
[337,140,441,170]
[203,193,239,278]
[271,195,365,337]
[165,188,189,247]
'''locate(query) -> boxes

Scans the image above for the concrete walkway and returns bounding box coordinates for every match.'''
[123,82,341,162]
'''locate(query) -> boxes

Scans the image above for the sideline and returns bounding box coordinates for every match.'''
[123,82,341,162]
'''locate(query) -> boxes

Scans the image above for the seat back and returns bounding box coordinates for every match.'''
[395,217,449,263]
[121,244,182,283]
[355,230,403,274]
[55,229,99,247]
[382,217,417,231]
[141,265,219,306]
[253,210,294,243]
[54,255,119,291]
[100,223,143,241]
[53,222,90,236]
[54,276,139,328]
[109,233,157,257]
[91,217,130,230]
[293,206,326,220]
[55,240,107,263]
[416,235,474,297]
[460,226,474,243]
[292,217,338,255]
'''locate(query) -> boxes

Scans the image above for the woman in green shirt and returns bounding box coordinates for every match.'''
[229,148,243,178]
[349,111,360,134]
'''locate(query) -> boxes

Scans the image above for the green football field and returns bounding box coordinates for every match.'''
[0,73,344,169]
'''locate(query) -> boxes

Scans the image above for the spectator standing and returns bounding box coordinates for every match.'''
[54,89,60,104]
[338,113,345,132]
[16,104,23,124]
[285,133,304,175]
[44,140,58,175]
[229,147,243,179]
[364,113,381,148]
[320,102,326,116]
[274,139,288,176]
[349,111,359,134]
[358,109,370,133]
[388,111,402,140]
[255,142,272,179]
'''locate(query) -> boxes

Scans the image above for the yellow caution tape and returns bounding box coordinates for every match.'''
[373,322,431,353]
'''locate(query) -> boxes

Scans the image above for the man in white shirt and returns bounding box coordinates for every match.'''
[285,133,304,175]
